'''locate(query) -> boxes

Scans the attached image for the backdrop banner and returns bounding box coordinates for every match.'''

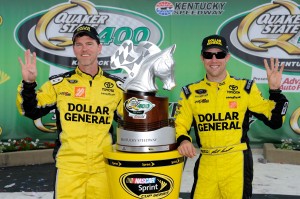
[0,0,299,145]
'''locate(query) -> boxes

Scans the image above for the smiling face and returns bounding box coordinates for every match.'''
[73,35,102,72]
[200,47,230,82]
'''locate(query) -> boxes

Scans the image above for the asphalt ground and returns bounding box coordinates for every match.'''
[0,163,299,198]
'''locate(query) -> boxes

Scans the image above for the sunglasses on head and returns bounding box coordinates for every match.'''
[202,51,227,59]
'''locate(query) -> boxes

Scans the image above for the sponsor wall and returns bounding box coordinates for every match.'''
[0,0,299,145]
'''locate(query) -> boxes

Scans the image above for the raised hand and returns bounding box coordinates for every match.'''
[263,58,284,90]
[18,49,37,83]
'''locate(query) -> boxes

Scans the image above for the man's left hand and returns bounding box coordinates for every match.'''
[263,58,284,90]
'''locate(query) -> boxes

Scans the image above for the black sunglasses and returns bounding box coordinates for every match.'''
[202,51,227,59]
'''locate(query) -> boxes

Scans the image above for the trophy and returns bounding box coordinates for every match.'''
[111,40,176,152]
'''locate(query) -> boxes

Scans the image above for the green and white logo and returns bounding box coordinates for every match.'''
[124,97,155,119]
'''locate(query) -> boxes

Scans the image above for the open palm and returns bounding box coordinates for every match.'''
[263,58,284,90]
[18,49,37,83]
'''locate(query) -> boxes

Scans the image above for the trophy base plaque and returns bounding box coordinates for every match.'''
[115,144,177,153]
[116,125,177,152]
[116,90,176,153]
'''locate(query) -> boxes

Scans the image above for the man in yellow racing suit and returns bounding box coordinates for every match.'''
[16,25,124,198]
[17,67,123,171]
[175,35,289,199]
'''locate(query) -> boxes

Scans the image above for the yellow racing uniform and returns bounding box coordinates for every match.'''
[17,67,123,198]
[175,72,288,199]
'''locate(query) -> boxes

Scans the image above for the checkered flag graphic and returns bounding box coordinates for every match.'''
[110,40,161,77]
[110,40,137,71]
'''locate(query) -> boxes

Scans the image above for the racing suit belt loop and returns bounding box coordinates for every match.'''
[200,143,248,155]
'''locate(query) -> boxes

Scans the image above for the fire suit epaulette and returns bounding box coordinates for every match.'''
[244,79,253,94]
[182,84,192,99]
[49,70,75,85]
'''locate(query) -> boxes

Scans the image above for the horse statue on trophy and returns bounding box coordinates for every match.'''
[110,40,176,93]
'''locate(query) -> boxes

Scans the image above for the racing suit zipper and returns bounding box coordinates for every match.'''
[87,79,93,171]
[215,86,219,112]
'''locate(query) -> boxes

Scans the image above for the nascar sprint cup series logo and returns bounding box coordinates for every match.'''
[219,0,300,91]
[14,0,163,71]
[120,172,174,198]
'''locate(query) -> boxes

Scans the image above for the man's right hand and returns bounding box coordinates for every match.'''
[18,49,37,83]
[177,140,197,158]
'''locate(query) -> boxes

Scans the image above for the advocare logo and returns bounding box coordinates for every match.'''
[14,0,163,70]
[120,172,174,198]
[219,0,300,73]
